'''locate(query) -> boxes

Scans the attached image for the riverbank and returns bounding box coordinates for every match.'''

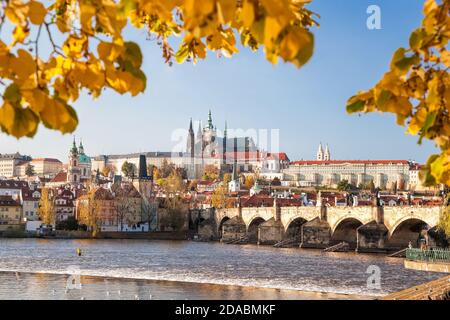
[0,230,189,241]
[0,271,369,300]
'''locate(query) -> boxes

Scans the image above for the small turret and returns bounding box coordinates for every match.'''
[70,137,78,156]
[79,139,85,155]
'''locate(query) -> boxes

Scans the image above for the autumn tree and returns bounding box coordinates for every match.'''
[102,165,113,177]
[347,0,449,187]
[160,158,175,178]
[38,187,54,225]
[211,185,228,209]
[244,175,255,189]
[0,0,317,138]
[165,170,186,194]
[202,164,219,181]
[159,196,187,231]
[77,189,101,234]
[153,166,160,181]
[223,173,232,185]
[114,194,133,231]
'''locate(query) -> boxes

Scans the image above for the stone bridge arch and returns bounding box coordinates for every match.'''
[280,207,321,231]
[284,217,308,239]
[330,217,364,246]
[384,206,441,236]
[388,217,430,248]
[241,207,275,229]
[215,208,240,234]
[327,207,375,233]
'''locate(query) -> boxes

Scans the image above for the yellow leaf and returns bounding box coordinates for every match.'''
[28,1,47,25]
[22,88,48,113]
[264,17,283,47]
[408,104,427,135]
[63,35,88,59]
[12,25,29,45]
[426,76,442,112]
[241,0,255,28]
[98,41,123,62]
[10,49,35,80]
[39,98,78,133]
[441,51,450,68]
[0,102,39,138]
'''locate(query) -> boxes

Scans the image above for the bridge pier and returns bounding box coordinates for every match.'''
[221,216,247,242]
[300,204,331,249]
[356,221,389,252]
[258,219,284,245]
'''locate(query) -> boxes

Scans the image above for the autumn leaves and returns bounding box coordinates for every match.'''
[0,0,318,139]
[346,0,449,186]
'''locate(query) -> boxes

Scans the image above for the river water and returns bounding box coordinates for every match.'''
[0,239,445,300]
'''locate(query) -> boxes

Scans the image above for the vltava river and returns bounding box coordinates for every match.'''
[0,239,444,299]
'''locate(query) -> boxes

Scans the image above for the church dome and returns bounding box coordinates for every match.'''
[79,154,91,164]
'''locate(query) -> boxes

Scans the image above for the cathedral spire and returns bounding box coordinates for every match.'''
[316,142,324,161]
[324,144,331,161]
[79,139,84,155]
[224,121,227,137]
[71,136,78,155]
[189,118,193,133]
[207,110,213,129]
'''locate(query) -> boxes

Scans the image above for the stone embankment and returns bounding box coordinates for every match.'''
[382,275,450,300]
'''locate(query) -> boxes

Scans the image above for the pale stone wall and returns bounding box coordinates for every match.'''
[241,207,275,230]
[326,206,375,233]
[215,208,240,226]
[384,206,441,235]
[280,206,320,231]
[214,205,442,243]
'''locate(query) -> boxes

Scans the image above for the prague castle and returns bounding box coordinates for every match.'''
[283,143,427,191]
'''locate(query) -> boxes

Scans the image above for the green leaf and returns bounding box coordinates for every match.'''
[418,111,437,144]
[346,99,365,113]
[409,28,427,51]
[4,84,22,105]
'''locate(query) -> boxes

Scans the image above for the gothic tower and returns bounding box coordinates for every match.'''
[316,143,324,161]
[222,121,227,166]
[324,144,331,161]
[187,118,195,160]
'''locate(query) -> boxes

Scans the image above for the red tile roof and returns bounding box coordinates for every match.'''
[50,171,67,183]
[267,152,290,161]
[290,160,410,166]
[32,158,62,163]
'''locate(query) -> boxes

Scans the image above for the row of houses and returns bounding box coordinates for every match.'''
[0,178,158,233]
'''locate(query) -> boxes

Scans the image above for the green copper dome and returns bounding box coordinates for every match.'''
[79,154,91,164]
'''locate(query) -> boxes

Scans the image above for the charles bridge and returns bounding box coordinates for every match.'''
[194,200,442,252]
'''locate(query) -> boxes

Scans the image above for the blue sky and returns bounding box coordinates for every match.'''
[0,0,438,163]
